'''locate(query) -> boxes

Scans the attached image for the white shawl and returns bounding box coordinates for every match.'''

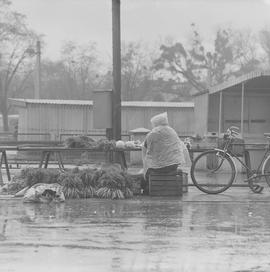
[142,112,191,177]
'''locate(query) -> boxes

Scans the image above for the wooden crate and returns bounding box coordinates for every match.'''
[149,172,182,196]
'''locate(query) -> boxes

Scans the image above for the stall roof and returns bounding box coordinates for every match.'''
[122,101,194,108]
[195,70,270,96]
[9,99,194,108]
[9,99,93,107]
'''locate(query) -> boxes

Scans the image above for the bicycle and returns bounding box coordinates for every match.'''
[190,126,270,194]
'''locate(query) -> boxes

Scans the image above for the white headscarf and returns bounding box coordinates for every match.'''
[150,112,168,128]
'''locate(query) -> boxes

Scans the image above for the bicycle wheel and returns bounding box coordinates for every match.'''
[262,154,270,187]
[191,150,236,194]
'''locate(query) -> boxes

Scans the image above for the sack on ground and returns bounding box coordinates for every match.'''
[23,183,65,203]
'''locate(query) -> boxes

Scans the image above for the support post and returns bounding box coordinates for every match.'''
[106,128,113,163]
[35,40,41,99]
[241,82,245,136]
[112,0,121,141]
[218,91,223,136]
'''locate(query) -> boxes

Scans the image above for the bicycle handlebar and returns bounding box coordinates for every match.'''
[184,137,192,149]
[224,126,240,139]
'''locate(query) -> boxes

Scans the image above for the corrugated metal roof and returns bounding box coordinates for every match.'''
[209,70,270,95]
[10,98,194,108]
[122,101,194,108]
[9,98,93,106]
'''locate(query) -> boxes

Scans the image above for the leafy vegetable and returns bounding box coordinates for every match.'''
[7,165,136,199]
[58,172,83,199]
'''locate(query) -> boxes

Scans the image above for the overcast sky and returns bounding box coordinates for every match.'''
[10,0,270,60]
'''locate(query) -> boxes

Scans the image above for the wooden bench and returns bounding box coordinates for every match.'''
[149,170,183,196]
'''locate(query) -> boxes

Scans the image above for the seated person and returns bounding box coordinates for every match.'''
[141,112,191,194]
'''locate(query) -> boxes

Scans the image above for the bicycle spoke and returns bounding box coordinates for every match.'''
[191,150,235,194]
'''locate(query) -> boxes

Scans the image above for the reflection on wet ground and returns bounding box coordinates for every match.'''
[1,188,270,272]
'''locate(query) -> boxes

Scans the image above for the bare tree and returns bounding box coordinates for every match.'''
[121,41,156,100]
[154,24,261,95]
[260,27,270,68]
[0,0,38,130]
[232,28,261,75]
[60,41,102,99]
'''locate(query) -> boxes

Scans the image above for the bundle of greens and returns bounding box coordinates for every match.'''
[95,139,116,151]
[6,165,136,200]
[22,168,60,187]
[95,169,133,199]
[78,168,97,198]
[1,176,26,195]
[57,171,84,199]
[64,135,96,148]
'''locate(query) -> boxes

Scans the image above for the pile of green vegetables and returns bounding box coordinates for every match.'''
[64,135,116,151]
[10,166,134,200]
[1,168,60,195]
[21,168,60,187]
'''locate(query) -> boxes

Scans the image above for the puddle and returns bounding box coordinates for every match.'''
[0,198,270,271]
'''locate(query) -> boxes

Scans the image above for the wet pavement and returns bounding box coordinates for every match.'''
[1,184,270,272]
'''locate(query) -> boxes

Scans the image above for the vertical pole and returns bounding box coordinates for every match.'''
[0,152,3,186]
[241,82,245,136]
[112,0,121,141]
[35,40,41,99]
[218,91,223,136]
[106,127,113,163]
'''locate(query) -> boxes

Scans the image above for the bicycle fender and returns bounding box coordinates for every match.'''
[214,148,237,181]
[262,154,270,174]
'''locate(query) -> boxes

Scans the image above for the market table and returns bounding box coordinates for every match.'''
[0,146,19,182]
[15,146,216,172]
[16,146,141,171]
[15,143,264,173]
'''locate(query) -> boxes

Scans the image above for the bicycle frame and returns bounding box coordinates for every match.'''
[214,148,237,168]
[219,137,270,181]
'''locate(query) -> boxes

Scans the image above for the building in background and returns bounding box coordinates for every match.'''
[194,70,270,142]
[10,99,194,141]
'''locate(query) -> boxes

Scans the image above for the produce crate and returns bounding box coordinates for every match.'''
[149,171,183,196]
